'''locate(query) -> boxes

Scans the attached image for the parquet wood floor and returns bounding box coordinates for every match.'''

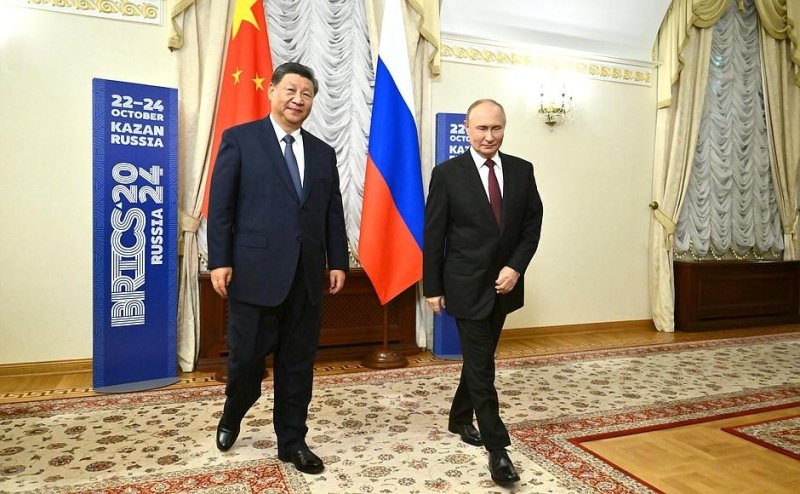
[582,406,800,493]
[2,323,799,492]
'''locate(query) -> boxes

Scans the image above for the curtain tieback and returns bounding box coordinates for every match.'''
[649,201,676,234]
[180,211,201,234]
[650,201,676,252]
[168,0,197,51]
[785,208,800,237]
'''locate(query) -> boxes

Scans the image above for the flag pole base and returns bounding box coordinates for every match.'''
[362,347,409,369]
[362,298,409,369]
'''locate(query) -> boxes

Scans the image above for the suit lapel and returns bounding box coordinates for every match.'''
[259,117,301,203]
[498,152,515,234]
[300,129,317,204]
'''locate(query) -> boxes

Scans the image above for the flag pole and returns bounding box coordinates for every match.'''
[362,302,408,369]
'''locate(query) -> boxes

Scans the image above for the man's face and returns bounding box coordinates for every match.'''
[268,73,315,132]
[465,102,506,159]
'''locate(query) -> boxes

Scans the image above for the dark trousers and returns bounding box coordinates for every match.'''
[451,302,509,451]
[221,262,321,457]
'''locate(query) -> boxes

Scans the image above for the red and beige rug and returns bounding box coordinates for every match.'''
[1,333,799,493]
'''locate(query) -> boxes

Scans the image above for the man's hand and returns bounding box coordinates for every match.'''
[210,267,233,298]
[329,269,346,294]
[495,266,520,294]
[426,296,446,315]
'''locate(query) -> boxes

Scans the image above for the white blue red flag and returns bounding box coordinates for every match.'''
[358,0,424,305]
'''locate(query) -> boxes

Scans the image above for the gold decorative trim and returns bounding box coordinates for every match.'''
[10,0,162,25]
[441,34,654,86]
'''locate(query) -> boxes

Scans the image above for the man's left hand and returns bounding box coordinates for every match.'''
[329,270,346,294]
[495,267,520,294]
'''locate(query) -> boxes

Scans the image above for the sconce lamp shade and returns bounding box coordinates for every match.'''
[538,90,574,126]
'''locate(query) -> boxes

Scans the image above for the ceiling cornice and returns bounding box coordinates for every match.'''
[440,33,657,87]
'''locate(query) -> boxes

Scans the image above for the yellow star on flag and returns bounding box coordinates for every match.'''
[202,0,273,216]
[232,0,260,39]
[232,68,243,84]
[252,74,265,91]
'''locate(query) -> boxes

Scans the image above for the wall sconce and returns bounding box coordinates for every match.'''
[538,87,574,126]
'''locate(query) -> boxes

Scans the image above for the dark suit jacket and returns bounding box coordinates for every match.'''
[423,150,543,319]
[207,116,349,307]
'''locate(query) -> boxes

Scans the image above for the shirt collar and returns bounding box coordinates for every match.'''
[469,148,500,169]
[269,116,302,142]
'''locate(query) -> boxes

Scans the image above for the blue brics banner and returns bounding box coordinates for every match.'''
[92,78,179,392]
[435,112,468,165]
[432,113,467,359]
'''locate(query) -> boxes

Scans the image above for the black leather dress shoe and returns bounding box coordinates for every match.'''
[279,446,324,474]
[448,423,483,446]
[215,421,240,452]
[489,448,520,485]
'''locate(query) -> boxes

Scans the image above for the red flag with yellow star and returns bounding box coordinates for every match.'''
[201,0,273,216]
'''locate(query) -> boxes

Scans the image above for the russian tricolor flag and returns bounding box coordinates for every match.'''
[358,0,424,305]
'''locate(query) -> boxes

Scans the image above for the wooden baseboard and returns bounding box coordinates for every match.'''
[500,319,656,340]
[0,359,92,378]
[0,320,657,378]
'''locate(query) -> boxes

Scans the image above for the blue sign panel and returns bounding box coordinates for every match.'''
[432,112,467,359]
[435,112,468,165]
[92,78,178,391]
[433,311,462,360]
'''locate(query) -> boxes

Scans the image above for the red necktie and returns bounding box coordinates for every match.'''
[486,159,502,227]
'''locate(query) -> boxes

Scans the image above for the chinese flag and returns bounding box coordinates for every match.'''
[201,0,273,216]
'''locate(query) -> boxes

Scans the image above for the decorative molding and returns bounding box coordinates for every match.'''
[8,0,162,25]
[441,33,655,86]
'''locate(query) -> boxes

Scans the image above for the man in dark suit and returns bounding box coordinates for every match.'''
[207,62,349,475]
[423,99,543,485]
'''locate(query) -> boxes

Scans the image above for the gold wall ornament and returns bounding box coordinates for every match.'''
[14,0,161,24]
[441,34,654,87]
[97,0,116,14]
[139,1,156,19]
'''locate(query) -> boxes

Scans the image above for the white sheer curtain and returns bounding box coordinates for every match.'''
[674,0,784,261]
[266,0,374,258]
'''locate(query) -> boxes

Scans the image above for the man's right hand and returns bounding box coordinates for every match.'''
[426,296,445,315]
[210,267,233,298]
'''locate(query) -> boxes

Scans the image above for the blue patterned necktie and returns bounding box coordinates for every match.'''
[282,134,303,199]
